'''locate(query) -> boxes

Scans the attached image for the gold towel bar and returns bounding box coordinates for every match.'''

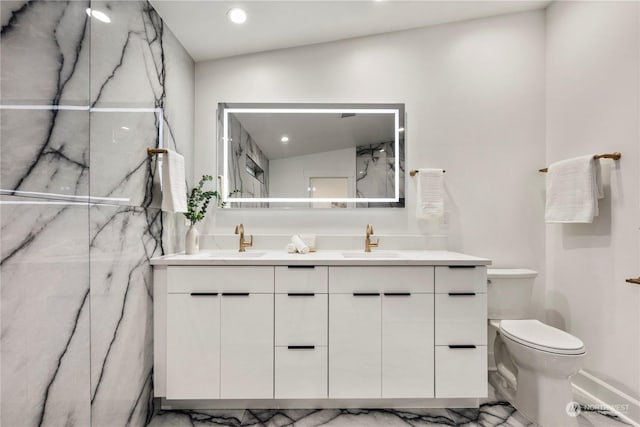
[147,148,168,156]
[410,169,446,177]
[539,152,621,173]
[625,277,640,285]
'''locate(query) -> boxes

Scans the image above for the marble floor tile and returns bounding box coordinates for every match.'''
[148,401,631,427]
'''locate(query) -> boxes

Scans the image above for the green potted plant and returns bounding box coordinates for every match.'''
[184,175,237,254]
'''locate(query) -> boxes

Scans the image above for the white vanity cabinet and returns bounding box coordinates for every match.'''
[274,266,328,399]
[434,266,488,398]
[165,266,274,400]
[328,267,435,399]
[153,251,490,407]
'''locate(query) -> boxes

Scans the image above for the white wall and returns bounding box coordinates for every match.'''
[195,10,546,270]
[546,0,640,415]
[269,147,356,199]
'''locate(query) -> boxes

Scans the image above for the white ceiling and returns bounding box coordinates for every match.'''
[149,0,551,62]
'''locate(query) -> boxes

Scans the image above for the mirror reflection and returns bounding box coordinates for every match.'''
[218,103,405,208]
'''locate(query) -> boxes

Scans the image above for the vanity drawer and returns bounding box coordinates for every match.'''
[329,266,434,294]
[435,345,487,398]
[275,346,328,399]
[435,293,487,345]
[167,266,274,294]
[435,266,487,293]
[275,266,328,293]
[275,294,328,346]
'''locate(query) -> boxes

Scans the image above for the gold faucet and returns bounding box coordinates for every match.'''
[365,224,379,252]
[234,223,253,252]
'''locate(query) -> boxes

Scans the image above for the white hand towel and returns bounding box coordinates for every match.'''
[545,155,602,223]
[416,169,445,220]
[161,149,188,213]
[291,235,309,254]
[285,243,297,253]
[299,234,317,251]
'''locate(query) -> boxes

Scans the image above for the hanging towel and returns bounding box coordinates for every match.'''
[161,149,188,213]
[416,168,445,220]
[545,155,603,223]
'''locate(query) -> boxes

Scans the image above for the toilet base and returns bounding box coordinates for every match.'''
[515,368,579,427]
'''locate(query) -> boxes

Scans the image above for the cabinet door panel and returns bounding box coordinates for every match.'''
[166,294,220,399]
[329,267,434,293]
[434,266,487,293]
[167,266,273,293]
[382,294,434,398]
[275,266,328,293]
[275,294,327,346]
[435,293,487,345]
[275,346,327,399]
[329,294,381,398]
[220,294,274,399]
[435,346,487,398]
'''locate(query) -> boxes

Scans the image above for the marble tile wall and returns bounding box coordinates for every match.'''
[0,1,194,426]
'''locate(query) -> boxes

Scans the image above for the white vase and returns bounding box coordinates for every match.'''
[185,224,199,255]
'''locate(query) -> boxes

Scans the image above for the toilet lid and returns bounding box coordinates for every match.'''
[500,320,586,355]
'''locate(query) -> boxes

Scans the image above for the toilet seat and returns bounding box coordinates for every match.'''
[500,319,586,355]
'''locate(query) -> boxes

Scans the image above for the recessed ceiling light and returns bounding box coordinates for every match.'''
[228,8,247,24]
[398,127,405,132]
[379,148,385,152]
[281,136,289,144]
[85,8,111,23]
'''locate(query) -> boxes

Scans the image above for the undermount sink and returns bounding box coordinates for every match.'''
[341,251,401,258]
[206,251,266,258]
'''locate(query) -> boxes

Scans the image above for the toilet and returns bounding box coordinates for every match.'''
[488,269,586,427]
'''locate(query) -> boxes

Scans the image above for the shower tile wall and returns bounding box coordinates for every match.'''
[0,1,194,426]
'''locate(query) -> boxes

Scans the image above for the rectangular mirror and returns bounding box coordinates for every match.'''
[218,103,405,208]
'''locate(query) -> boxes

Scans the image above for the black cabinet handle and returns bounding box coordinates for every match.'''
[384,292,411,296]
[287,345,315,350]
[353,292,380,296]
[448,345,477,349]
[448,266,476,269]
[447,292,476,296]
[287,265,315,269]
[190,292,218,296]
[287,293,315,297]
[222,292,250,296]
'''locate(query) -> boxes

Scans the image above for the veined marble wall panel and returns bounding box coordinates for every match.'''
[0,108,89,197]
[0,1,90,105]
[89,110,161,208]
[90,1,163,109]
[0,196,90,427]
[89,3,194,425]
[89,204,162,427]
[2,1,194,425]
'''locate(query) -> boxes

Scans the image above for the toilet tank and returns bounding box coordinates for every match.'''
[487,269,538,319]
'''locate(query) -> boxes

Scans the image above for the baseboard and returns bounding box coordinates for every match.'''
[572,370,640,426]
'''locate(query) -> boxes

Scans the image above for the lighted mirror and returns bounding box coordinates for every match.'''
[217,103,405,208]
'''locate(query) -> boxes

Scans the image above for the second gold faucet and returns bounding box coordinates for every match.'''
[234,223,253,252]
[365,224,379,252]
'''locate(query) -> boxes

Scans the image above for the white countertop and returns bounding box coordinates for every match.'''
[150,249,491,266]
